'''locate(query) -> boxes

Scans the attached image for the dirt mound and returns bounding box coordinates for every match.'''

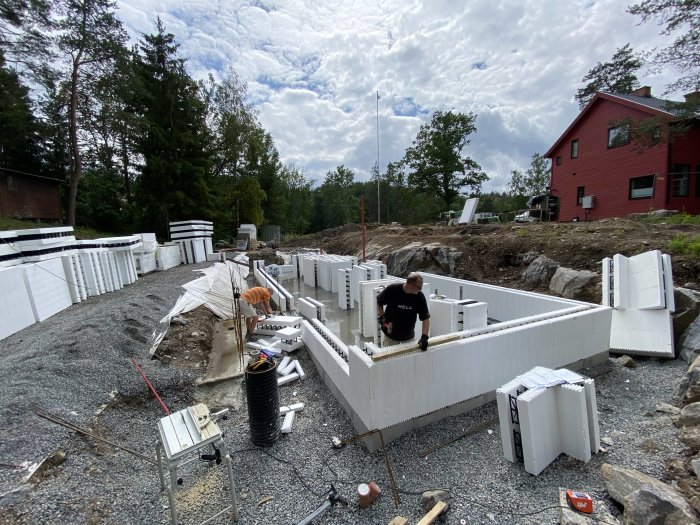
[280,218,700,288]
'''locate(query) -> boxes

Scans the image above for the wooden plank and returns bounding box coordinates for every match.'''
[387,517,408,525]
[371,334,461,362]
[415,501,448,525]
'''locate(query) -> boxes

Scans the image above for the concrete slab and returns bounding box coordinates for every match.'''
[196,319,246,386]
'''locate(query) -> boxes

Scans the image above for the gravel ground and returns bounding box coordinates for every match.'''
[0,261,690,525]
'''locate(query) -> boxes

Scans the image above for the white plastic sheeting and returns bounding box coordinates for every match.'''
[149,257,249,355]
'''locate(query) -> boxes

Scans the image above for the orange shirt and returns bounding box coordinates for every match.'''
[241,287,270,305]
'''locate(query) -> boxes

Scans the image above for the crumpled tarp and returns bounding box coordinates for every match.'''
[149,255,249,355]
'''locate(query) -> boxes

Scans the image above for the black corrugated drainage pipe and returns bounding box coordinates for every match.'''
[245,359,281,446]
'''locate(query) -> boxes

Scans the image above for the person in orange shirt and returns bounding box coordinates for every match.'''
[240,287,274,341]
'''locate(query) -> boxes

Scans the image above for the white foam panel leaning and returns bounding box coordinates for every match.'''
[608,250,675,357]
[61,254,83,304]
[21,258,73,322]
[0,265,35,341]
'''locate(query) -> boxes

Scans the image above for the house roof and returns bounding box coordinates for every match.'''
[544,92,677,158]
[0,168,63,184]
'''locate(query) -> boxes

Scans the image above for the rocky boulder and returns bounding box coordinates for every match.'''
[522,255,560,285]
[382,242,462,277]
[601,463,697,524]
[679,313,700,364]
[549,267,600,301]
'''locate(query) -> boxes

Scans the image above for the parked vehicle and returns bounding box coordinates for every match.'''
[437,210,458,226]
[514,210,542,223]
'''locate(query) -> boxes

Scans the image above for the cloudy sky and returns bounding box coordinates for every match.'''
[115,0,681,192]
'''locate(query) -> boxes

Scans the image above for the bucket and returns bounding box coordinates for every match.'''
[245,359,280,446]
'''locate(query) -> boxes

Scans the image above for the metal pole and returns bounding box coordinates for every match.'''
[376,91,380,224]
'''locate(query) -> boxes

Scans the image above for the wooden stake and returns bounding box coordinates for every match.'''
[415,501,448,525]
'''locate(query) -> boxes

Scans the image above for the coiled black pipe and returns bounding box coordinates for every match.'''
[245,359,280,446]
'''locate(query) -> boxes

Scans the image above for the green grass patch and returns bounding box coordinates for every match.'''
[0,217,112,239]
[668,234,700,256]
[646,213,700,225]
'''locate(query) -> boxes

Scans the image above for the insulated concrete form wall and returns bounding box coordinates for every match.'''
[300,270,611,437]
[416,272,587,322]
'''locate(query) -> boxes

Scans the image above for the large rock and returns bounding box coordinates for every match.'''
[522,255,560,285]
[676,355,700,407]
[679,402,700,428]
[549,267,599,300]
[679,313,700,364]
[623,484,698,525]
[675,288,700,353]
[383,242,462,277]
[601,464,697,524]
[680,426,700,452]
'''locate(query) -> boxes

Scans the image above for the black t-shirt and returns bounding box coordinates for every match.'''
[376,282,430,341]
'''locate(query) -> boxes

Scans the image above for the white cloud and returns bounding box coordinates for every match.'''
[116,0,684,191]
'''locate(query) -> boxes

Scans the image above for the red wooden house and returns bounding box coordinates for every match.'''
[545,87,700,221]
[0,170,62,220]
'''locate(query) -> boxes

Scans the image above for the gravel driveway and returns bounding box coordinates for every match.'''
[0,262,690,524]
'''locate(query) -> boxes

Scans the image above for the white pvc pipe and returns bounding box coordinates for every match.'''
[281,411,296,433]
[280,403,305,415]
[278,356,291,374]
[278,372,300,386]
[294,361,306,380]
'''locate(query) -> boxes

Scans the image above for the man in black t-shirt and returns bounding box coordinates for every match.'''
[376,272,431,350]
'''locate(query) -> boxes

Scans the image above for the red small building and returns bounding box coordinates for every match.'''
[545,87,700,221]
[0,170,62,220]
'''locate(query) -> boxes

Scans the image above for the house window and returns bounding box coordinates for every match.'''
[7,175,18,192]
[571,139,579,159]
[629,175,654,199]
[577,186,585,205]
[608,124,630,148]
[672,164,690,197]
[555,156,562,166]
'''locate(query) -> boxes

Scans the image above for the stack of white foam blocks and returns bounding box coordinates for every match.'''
[0,227,151,342]
[169,220,213,264]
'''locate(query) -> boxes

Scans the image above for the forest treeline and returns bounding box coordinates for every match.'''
[0,2,536,240]
[2,1,692,240]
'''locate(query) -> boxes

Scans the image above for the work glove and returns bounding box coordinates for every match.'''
[418,334,429,351]
[377,315,385,330]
